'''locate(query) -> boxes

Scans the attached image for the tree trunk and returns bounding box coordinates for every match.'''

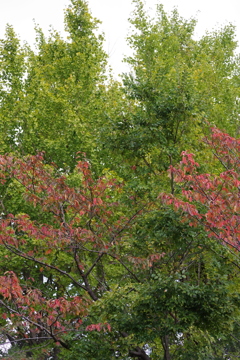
[162,335,171,360]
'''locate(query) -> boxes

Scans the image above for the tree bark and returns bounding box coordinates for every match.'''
[162,335,171,360]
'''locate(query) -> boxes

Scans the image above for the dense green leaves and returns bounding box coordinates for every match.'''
[0,0,108,171]
[106,1,240,185]
[0,1,240,359]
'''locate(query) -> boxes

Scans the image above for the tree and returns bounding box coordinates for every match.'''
[105,0,240,190]
[161,127,240,252]
[0,1,240,359]
[0,152,141,358]
[158,127,240,358]
[0,0,108,171]
[0,129,239,359]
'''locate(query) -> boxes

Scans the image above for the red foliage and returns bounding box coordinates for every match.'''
[160,127,240,250]
[86,322,111,332]
[0,154,136,347]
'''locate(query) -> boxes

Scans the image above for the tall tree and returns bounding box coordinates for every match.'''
[105,0,240,189]
[0,130,239,359]
[0,0,108,171]
[0,1,240,359]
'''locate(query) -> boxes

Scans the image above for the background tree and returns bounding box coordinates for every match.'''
[105,0,240,192]
[0,0,109,171]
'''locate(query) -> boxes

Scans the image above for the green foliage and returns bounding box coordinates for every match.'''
[0,0,108,171]
[0,1,240,360]
[105,0,240,189]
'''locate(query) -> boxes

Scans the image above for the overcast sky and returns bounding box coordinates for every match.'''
[0,0,240,77]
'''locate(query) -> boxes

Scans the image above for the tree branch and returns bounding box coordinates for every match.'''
[129,346,151,360]
[3,242,87,292]
[0,299,70,350]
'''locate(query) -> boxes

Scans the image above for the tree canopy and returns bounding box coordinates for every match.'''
[0,1,239,359]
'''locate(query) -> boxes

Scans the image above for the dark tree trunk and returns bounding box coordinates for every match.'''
[162,335,171,360]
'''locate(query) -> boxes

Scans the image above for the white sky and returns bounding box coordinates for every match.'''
[0,0,240,77]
